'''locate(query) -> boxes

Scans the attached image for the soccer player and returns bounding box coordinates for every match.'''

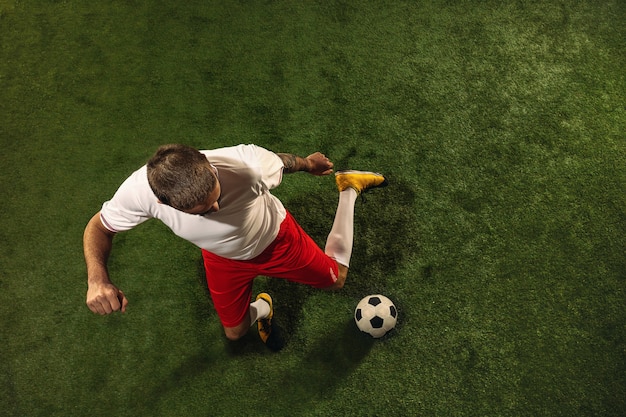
[84,144,386,350]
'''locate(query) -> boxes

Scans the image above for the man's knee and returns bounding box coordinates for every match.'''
[224,327,247,341]
[326,265,348,290]
[223,318,250,341]
[327,279,345,290]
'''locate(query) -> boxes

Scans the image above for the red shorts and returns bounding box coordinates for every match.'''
[202,210,339,327]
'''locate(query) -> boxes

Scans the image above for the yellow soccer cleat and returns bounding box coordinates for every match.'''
[335,170,388,195]
[256,293,284,351]
[256,293,273,344]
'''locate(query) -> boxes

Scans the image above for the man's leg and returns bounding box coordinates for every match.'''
[324,188,357,288]
[202,249,271,342]
[226,293,282,351]
[223,295,271,341]
[324,170,388,288]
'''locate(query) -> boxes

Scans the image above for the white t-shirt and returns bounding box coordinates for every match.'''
[100,144,287,260]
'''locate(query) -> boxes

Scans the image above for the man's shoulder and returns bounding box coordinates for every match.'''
[201,144,262,159]
[114,165,153,203]
[201,144,277,168]
[119,164,149,187]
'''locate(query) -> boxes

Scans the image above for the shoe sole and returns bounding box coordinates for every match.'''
[335,170,388,193]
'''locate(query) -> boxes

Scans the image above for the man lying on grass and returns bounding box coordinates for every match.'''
[83,144,387,351]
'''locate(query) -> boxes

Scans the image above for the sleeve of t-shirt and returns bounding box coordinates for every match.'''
[99,170,152,233]
[251,144,284,191]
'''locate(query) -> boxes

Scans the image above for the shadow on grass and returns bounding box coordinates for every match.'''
[133,176,412,414]
[276,318,376,412]
[297,318,376,388]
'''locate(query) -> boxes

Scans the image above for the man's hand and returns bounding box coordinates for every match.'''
[86,281,128,315]
[84,212,127,315]
[304,152,334,176]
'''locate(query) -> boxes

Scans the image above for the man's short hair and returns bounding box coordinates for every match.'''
[146,144,216,210]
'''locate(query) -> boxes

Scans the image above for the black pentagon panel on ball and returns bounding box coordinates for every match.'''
[370,316,384,329]
[368,296,381,306]
[390,305,397,318]
[355,309,362,321]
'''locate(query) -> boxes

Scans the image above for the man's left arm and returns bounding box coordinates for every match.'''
[278,152,334,176]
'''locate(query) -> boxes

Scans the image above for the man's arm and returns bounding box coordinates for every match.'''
[277,152,334,176]
[84,212,128,314]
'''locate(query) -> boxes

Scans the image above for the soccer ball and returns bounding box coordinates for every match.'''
[354,294,398,338]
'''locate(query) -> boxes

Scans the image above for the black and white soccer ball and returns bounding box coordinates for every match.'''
[354,294,398,338]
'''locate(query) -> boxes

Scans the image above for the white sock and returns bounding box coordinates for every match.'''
[324,188,358,267]
[248,298,271,326]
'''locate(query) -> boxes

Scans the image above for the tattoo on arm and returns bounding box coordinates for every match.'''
[278,153,307,174]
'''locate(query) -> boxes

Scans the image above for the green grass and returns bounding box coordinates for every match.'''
[1,1,625,416]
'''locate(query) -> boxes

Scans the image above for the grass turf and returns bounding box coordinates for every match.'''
[1,1,624,416]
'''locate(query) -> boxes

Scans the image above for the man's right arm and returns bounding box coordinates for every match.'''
[83,212,128,314]
[277,152,334,176]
